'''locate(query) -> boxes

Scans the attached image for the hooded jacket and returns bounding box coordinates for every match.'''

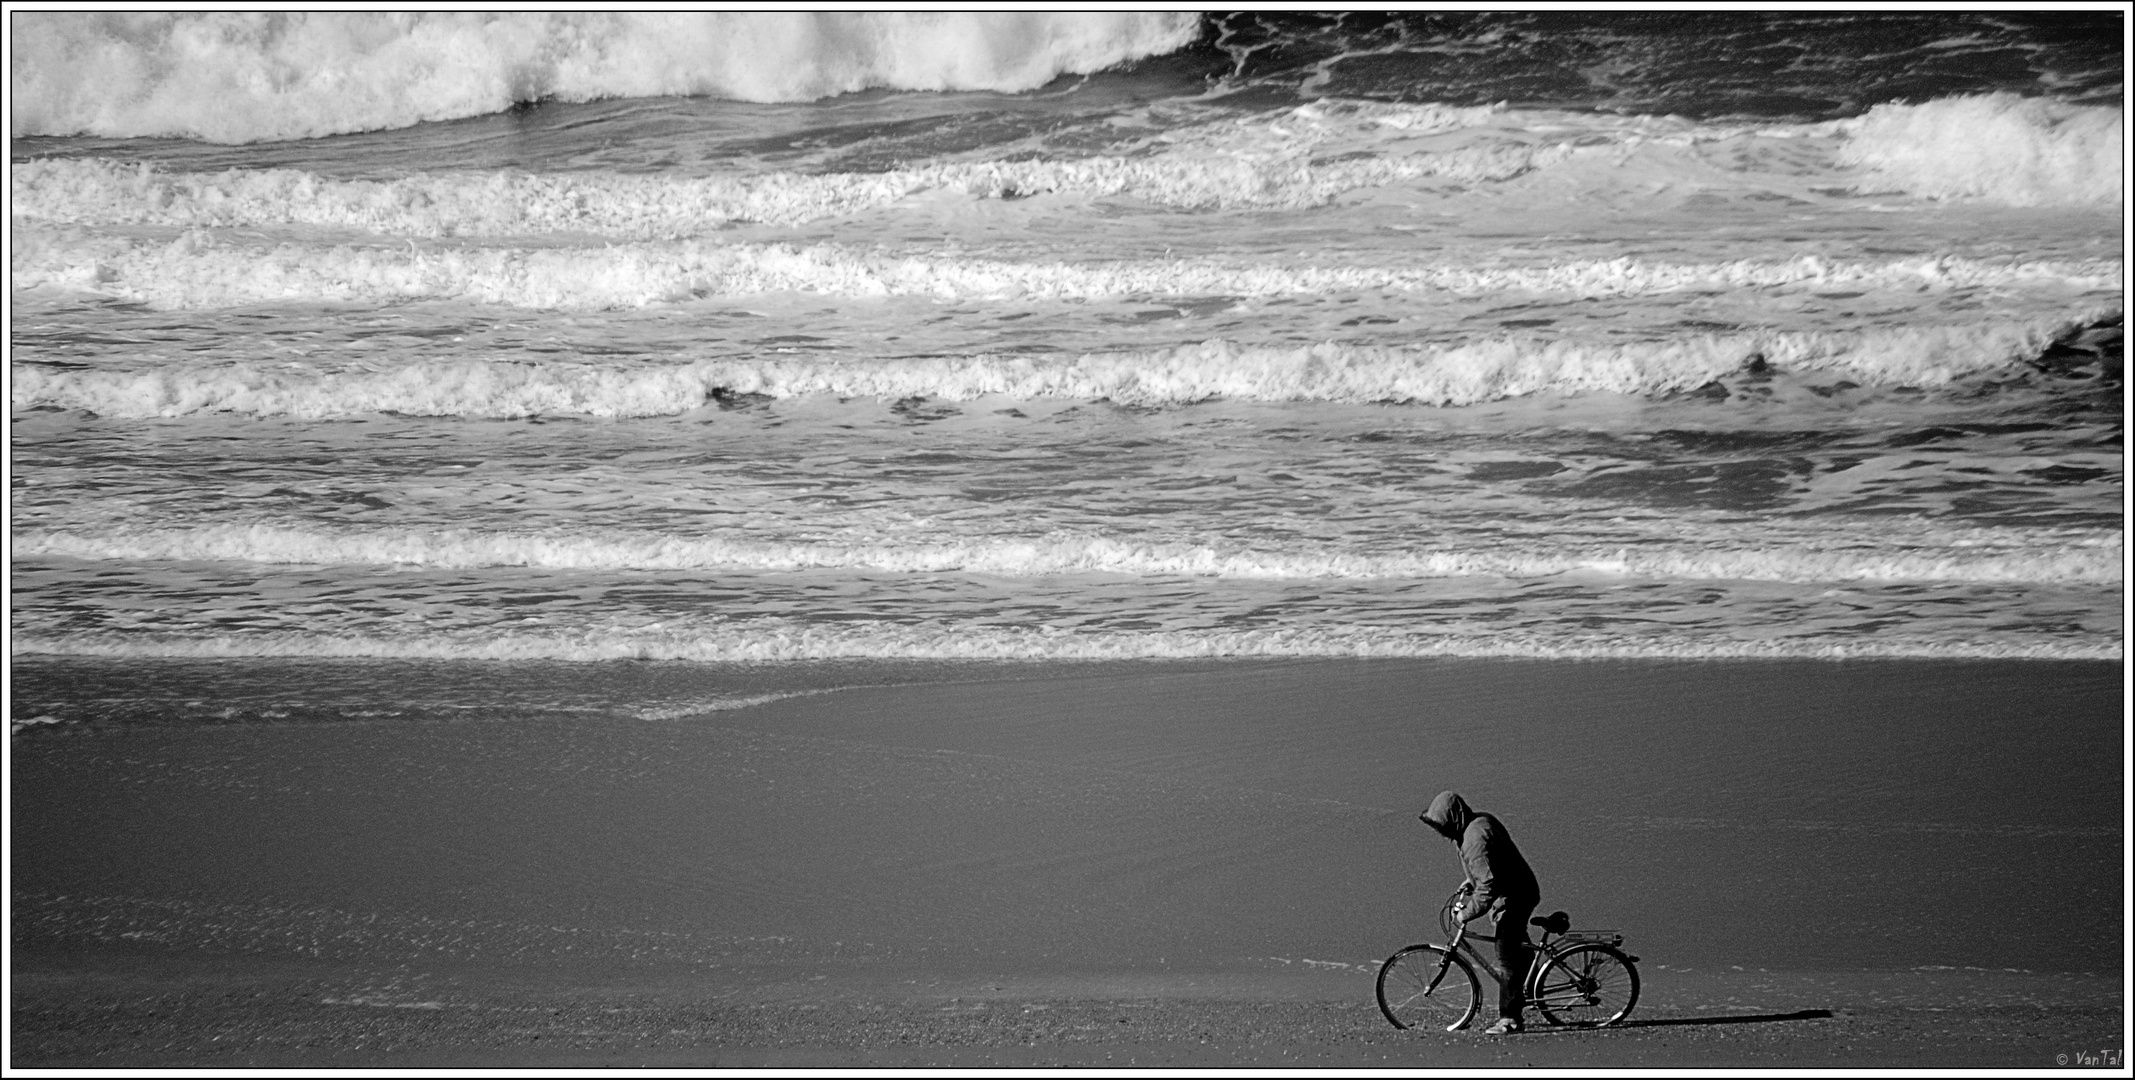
[1420,790,1540,922]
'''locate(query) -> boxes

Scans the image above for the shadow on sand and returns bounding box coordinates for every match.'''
[1615,1009,1835,1029]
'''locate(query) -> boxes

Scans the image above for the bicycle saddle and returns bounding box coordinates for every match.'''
[1530,911,1571,935]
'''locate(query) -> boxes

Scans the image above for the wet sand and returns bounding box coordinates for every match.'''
[11,658,2124,1067]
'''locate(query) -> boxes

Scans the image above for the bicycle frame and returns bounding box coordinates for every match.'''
[1439,886,1628,1008]
[1439,905,1527,993]
[1380,883,1639,1031]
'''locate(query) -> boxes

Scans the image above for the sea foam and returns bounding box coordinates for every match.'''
[11,317,2110,417]
[12,223,2122,309]
[10,12,1202,142]
[16,523,2122,585]
[10,140,1569,237]
[11,623,2116,663]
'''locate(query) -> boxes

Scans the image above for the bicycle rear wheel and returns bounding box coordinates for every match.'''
[1376,944,1480,1031]
[1530,943,1639,1027]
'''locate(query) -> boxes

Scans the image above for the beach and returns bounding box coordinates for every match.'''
[12,965,2118,1069]
[9,12,2125,1070]
[12,657,2123,1067]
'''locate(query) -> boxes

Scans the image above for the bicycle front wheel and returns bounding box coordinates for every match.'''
[1377,944,1480,1032]
[1531,943,1640,1027]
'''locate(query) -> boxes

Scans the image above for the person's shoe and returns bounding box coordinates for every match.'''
[1482,1017,1524,1035]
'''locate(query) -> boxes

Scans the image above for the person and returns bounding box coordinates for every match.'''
[1419,790,1541,1035]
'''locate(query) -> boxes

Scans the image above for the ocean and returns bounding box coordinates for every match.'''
[5,14,2128,1045]
[10,12,2123,735]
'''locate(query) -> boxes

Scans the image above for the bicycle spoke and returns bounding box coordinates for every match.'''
[1531,944,1639,1027]
[1377,945,1480,1032]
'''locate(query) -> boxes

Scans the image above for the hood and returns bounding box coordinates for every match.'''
[1419,790,1474,840]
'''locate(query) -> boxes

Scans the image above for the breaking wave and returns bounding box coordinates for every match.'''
[12,317,2109,416]
[9,96,2116,240]
[10,11,1202,142]
[11,139,1564,237]
[1837,93,2125,208]
[12,223,2121,309]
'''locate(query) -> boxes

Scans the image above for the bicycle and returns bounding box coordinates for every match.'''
[1376,882,1641,1031]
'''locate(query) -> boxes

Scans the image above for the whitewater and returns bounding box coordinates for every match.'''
[9,11,2125,682]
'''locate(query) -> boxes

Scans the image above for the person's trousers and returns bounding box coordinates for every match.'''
[1493,901,1537,1019]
